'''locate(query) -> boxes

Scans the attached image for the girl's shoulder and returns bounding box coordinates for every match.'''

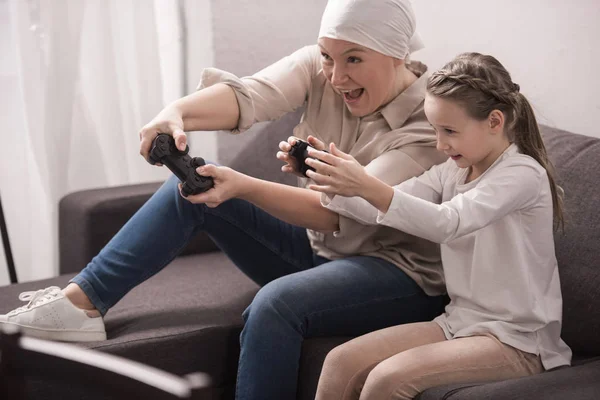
[496,147,547,177]
[478,148,549,200]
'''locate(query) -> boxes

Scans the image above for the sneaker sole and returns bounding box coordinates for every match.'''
[0,321,107,342]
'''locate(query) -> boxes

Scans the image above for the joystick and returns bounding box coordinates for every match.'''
[288,139,328,177]
[148,134,214,196]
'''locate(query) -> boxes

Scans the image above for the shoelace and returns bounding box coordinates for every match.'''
[8,286,62,316]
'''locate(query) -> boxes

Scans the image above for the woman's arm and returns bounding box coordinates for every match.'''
[184,164,339,233]
[174,83,240,132]
[139,83,240,160]
[140,45,319,160]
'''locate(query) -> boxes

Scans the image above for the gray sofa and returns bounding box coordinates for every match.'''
[1,114,599,399]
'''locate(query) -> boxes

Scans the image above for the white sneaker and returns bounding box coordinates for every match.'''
[0,286,106,342]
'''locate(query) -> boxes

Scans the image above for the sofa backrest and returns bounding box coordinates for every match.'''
[541,126,600,356]
[228,108,303,186]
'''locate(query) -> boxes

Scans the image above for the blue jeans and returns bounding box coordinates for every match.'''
[72,175,446,400]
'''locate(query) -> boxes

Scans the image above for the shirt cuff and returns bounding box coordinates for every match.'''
[321,193,379,228]
[319,193,340,236]
[197,68,255,134]
[376,188,405,225]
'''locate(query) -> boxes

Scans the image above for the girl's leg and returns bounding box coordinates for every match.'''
[236,258,447,400]
[315,322,446,400]
[316,321,543,400]
[360,332,542,400]
[72,175,315,314]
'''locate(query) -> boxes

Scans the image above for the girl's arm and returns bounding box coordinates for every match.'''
[299,139,445,225]
[305,143,444,215]
[375,162,543,243]
[306,144,543,244]
[184,164,339,233]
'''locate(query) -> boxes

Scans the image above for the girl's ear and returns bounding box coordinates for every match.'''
[488,109,505,134]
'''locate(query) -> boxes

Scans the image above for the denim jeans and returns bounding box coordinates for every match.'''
[72,175,447,400]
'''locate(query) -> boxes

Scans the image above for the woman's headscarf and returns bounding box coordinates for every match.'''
[318,0,423,60]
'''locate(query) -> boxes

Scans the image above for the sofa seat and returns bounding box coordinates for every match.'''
[0,252,257,399]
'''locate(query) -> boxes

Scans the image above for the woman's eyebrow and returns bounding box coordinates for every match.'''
[341,48,367,55]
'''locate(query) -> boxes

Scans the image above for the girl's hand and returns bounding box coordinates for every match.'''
[139,105,187,162]
[304,143,370,198]
[277,135,327,177]
[180,165,249,207]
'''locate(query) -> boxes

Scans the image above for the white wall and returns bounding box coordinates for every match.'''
[412,0,600,138]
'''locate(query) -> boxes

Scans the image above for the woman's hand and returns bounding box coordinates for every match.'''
[277,135,327,177]
[304,143,371,198]
[139,105,187,162]
[180,165,250,208]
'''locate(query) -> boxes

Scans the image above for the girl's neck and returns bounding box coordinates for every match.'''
[466,140,512,183]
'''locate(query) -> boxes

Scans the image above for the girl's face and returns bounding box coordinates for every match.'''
[424,94,510,180]
[318,37,402,117]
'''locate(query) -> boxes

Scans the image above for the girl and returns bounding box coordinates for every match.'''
[304,52,572,399]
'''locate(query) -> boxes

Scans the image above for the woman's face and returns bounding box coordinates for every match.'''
[318,37,402,117]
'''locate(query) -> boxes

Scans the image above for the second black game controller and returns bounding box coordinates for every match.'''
[148,134,214,196]
[288,139,328,177]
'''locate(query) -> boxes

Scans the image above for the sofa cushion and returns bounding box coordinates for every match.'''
[416,357,600,400]
[541,126,600,356]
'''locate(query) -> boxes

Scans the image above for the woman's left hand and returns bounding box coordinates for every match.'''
[179,164,249,207]
[305,143,369,198]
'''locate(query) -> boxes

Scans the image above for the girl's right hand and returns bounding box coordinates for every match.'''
[277,135,327,177]
[138,105,188,162]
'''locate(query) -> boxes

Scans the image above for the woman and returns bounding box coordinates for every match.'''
[1,1,448,399]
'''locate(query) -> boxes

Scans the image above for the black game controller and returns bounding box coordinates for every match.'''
[288,139,329,177]
[148,134,214,196]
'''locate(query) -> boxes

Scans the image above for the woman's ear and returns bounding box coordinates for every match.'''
[488,109,505,134]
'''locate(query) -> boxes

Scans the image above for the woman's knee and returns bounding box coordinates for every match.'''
[243,279,304,329]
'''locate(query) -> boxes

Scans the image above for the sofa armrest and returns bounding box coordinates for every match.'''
[58,181,218,275]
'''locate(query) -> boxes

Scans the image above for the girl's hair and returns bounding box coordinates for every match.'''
[426,52,564,231]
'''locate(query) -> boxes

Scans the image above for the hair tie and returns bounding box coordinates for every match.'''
[512,83,520,93]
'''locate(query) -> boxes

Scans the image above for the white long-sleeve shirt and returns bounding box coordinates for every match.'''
[323,144,572,370]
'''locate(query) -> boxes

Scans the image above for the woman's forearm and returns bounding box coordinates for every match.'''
[239,177,340,232]
[173,83,241,132]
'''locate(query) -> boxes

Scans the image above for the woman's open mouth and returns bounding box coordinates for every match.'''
[341,88,364,104]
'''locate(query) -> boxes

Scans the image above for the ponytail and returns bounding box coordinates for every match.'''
[513,93,564,231]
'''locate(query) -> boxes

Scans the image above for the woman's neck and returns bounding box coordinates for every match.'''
[383,64,418,107]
